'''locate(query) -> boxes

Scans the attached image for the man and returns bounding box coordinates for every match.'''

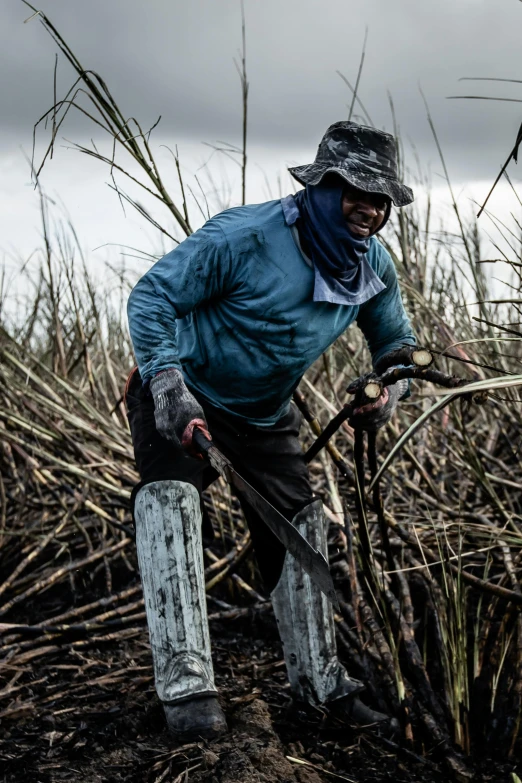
[126,121,415,741]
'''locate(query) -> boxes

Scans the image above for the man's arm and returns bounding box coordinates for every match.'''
[356,247,415,370]
[351,247,415,431]
[127,220,232,383]
[127,220,233,450]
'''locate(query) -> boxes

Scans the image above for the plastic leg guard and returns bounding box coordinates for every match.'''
[134,480,217,704]
[271,498,364,706]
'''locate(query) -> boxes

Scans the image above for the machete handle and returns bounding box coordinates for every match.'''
[192,426,213,455]
[192,426,232,478]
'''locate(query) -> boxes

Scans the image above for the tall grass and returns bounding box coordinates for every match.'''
[3,4,522,779]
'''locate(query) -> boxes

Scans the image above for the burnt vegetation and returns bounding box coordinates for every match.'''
[2,4,522,782]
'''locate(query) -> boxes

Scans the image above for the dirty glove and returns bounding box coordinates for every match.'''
[150,368,209,453]
[350,377,409,432]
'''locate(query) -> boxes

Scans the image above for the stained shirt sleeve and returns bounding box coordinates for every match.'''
[127,220,232,382]
[356,245,416,370]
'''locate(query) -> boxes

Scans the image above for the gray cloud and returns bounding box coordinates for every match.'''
[2,0,522,184]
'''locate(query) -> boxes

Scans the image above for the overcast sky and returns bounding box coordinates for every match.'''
[2,0,522,274]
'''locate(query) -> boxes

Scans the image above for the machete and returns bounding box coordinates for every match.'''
[192,428,338,608]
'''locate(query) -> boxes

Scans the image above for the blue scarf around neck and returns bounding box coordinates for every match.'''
[290,184,386,306]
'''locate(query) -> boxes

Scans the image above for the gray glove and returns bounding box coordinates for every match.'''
[350,377,409,432]
[150,368,208,451]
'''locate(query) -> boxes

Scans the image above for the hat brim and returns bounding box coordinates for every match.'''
[288,163,414,208]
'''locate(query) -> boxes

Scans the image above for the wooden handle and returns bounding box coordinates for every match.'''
[192,427,212,455]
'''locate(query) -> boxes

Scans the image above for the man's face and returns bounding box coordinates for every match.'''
[341,185,390,238]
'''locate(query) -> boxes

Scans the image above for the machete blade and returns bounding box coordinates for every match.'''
[191,428,339,608]
[228,468,339,608]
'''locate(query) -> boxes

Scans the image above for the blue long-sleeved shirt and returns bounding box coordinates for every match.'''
[127,198,415,426]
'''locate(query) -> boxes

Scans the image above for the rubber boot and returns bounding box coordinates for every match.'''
[164,696,227,741]
[134,480,227,740]
[330,695,400,734]
[271,499,364,705]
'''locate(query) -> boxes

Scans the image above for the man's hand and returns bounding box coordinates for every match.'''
[350,378,408,432]
[150,368,211,455]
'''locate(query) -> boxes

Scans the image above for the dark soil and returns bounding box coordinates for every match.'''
[0,603,519,783]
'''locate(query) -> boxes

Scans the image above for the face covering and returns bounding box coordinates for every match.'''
[289,183,387,306]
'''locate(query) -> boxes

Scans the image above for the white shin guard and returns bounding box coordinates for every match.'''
[271,499,363,706]
[134,480,217,704]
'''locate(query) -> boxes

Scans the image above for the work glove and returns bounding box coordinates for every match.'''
[150,368,210,454]
[350,376,409,432]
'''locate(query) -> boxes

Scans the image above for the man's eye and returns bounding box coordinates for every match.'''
[343,189,359,202]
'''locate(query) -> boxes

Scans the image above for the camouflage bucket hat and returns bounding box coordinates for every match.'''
[289,121,414,208]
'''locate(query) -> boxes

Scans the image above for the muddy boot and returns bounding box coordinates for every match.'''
[330,695,400,735]
[164,695,227,741]
[134,480,228,739]
[271,499,364,706]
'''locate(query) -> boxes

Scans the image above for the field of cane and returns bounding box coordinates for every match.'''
[2,5,522,783]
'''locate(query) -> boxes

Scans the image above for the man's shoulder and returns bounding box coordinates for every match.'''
[158,199,286,267]
[207,199,286,244]
[367,237,393,272]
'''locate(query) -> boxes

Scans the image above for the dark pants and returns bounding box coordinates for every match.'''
[125,369,315,592]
